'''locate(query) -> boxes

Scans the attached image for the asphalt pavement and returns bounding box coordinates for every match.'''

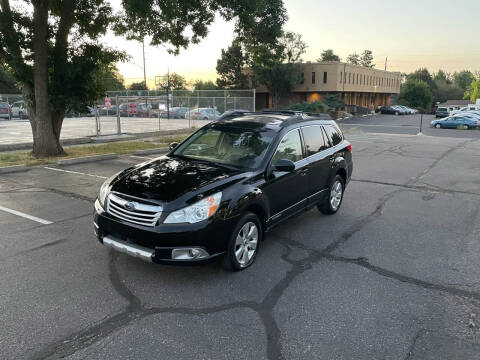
[1,115,480,359]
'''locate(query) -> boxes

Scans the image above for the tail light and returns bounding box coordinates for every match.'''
[194,112,201,115]
[347,144,352,152]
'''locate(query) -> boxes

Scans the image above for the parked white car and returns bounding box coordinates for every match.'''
[185,108,221,120]
[11,100,28,119]
[450,106,478,116]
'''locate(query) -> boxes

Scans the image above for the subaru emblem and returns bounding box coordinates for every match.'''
[124,202,135,211]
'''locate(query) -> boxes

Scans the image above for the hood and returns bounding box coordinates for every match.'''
[110,156,244,203]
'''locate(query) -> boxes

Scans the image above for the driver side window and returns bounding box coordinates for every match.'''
[272,130,303,163]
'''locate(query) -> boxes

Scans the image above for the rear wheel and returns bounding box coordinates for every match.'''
[223,212,261,271]
[395,111,399,116]
[318,175,345,215]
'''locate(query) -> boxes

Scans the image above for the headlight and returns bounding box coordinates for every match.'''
[164,192,222,224]
[98,172,121,208]
[98,179,111,209]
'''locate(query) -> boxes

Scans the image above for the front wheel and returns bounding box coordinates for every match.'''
[223,212,261,271]
[435,124,441,129]
[318,175,345,215]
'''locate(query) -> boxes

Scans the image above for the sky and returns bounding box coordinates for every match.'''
[106,0,480,87]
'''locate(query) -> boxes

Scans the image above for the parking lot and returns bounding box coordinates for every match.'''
[1,117,480,359]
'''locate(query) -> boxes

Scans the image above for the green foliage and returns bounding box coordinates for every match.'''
[453,70,475,92]
[284,101,328,113]
[168,73,188,90]
[406,68,436,92]
[193,80,217,91]
[397,79,433,110]
[433,79,463,103]
[317,49,341,62]
[216,38,249,89]
[95,64,125,91]
[0,64,18,93]
[128,81,147,91]
[433,69,451,84]
[323,93,344,110]
[346,53,360,65]
[465,79,480,102]
[252,31,306,108]
[359,50,374,68]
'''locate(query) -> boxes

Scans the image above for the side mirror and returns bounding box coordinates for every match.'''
[274,159,295,172]
[169,142,179,151]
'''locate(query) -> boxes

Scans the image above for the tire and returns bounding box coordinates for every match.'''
[318,175,345,215]
[395,111,399,116]
[203,117,208,120]
[435,124,441,129]
[223,212,262,271]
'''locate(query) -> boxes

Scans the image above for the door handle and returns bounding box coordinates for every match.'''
[299,169,308,176]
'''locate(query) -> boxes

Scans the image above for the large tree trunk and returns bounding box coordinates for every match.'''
[31,0,65,157]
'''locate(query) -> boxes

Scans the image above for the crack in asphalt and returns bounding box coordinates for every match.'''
[27,137,479,360]
[403,328,427,360]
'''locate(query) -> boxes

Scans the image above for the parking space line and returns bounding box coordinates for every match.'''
[44,167,107,179]
[0,205,53,225]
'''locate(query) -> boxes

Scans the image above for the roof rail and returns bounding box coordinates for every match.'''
[259,110,301,116]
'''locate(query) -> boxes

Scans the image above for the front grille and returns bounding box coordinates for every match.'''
[107,193,162,227]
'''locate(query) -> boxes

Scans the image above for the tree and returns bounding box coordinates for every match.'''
[465,79,480,102]
[323,93,344,110]
[433,69,451,84]
[0,0,276,157]
[397,80,433,110]
[128,81,147,91]
[359,50,375,68]
[254,32,306,109]
[346,53,360,65]
[453,70,475,93]
[168,73,188,90]
[97,65,125,91]
[279,31,307,63]
[317,49,341,62]
[406,68,436,91]
[0,64,18,93]
[216,38,249,89]
[193,80,217,91]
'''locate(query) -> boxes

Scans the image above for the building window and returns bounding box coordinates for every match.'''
[323,71,327,84]
[312,72,316,84]
[301,72,304,84]
[348,73,351,84]
[356,74,359,84]
[340,72,342,83]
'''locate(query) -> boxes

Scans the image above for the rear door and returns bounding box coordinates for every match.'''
[300,125,331,204]
[263,128,309,224]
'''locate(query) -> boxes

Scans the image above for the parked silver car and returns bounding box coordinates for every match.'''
[185,108,221,120]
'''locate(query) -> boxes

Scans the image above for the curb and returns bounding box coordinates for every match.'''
[57,153,118,166]
[0,164,29,174]
[133,148,169,156]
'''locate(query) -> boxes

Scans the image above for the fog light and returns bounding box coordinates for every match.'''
[172,248,209,260]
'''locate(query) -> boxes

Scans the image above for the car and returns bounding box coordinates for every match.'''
[93,111,353,271]
[380,106,403,115]
[160,107,189,119]
[185,108,221,120]
[0,102,11,119]
[435,107,449,118]
[430,115,479,129]
[10,100,28,119]
[98,105,117,116]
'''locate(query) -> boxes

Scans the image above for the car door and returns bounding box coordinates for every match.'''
[300,125,331,204]
[263,128,309,224]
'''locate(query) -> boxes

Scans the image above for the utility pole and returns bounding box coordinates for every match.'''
[384,57,388,71]
[142,38,148,111]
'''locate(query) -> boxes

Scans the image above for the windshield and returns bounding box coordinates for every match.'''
[173,126,276,170]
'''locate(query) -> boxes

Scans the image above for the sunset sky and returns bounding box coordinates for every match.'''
[107,0,480,87]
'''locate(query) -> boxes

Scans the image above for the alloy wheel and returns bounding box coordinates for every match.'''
[330,180,343,211]
[234,222,258,266]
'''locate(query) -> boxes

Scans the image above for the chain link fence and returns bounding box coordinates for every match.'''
[93,89,256,136]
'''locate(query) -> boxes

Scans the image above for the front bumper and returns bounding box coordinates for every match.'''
[93,200,236,264]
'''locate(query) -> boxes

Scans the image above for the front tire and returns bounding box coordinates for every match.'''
[318,175,345,215]
[435,124,441,129]
[223,212,261,271]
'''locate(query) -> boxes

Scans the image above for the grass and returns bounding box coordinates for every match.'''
[0,133,191,168]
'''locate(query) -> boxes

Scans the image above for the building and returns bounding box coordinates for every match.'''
[255,61,402,111]
[437,99,472,110]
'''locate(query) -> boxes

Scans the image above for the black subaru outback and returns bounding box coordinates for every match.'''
[94,111,353,271]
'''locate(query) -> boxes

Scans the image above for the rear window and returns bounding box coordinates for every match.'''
[0,103,9,109]
[323,125,343,146]
[437,107,447,111]
[302,125,328,156]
